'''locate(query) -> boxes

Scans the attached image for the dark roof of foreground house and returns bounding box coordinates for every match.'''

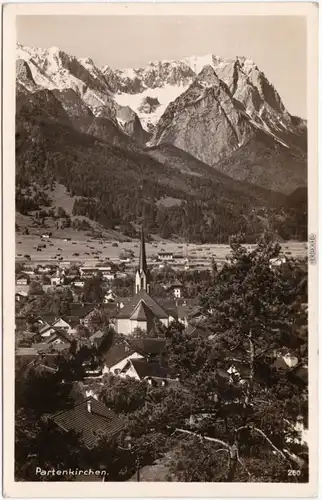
[116,290,169,320]
[128,338,166,357]
[128,359,170,380]
[104,343,136,368]
[184,323,213,339]
[32,342,71,353]
[67,303,97,319]
[51,396,125,448]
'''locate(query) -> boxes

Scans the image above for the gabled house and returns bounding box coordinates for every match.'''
[168,279,184,299]
[128,338,166,362]
[50,396,125,449]
[65,304,98,328]
[158,251,174,261]
[38,317,75,337]
[32,328,72,347]
[102,343,143,375]
[119,358,171,382]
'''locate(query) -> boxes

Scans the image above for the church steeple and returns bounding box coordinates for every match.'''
[135,226,150,294]
[139,225,147,274]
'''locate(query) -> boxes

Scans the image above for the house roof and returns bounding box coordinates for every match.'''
[116,290,169,320]
[101,303,118,316]
[104,343,136,368]
[36,314,57,325]
[128,359,170,380]
[170,279,183,288]
[16,347,39,356]
[31,342,52,353]
[32,342,70,353]
[128,338,166,357]
[43,330,71,344]
[16,275,28,281]
[51,396,125,448]
[184,324,212,339]
[68,303,97,319]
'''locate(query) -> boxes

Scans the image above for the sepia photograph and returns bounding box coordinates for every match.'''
[1,2,319,498]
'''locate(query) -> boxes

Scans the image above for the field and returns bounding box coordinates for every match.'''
[16,230,308,271]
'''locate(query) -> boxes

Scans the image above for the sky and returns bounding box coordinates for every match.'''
[17,15,307,118]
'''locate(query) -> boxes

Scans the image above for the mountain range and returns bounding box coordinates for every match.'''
[15,44,307,242]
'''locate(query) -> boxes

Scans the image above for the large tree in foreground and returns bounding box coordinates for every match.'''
[126,234,308,482]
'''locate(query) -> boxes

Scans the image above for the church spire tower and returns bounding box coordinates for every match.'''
[135,226,150,294]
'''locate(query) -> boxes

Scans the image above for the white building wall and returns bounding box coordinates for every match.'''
[120,364,140,380]
[102,353,143,375]
[116,319,132,335]
[131,319,148,333]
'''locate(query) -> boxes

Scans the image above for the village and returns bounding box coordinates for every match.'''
[15,227,309,482]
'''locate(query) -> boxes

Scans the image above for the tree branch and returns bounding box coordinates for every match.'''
[174,428,229,449]
[235,425,287,460]
[235,425,306,467]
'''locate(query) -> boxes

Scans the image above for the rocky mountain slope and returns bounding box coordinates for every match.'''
[148,63,307,194]
[16,45,150,144]
[15,44,307,240]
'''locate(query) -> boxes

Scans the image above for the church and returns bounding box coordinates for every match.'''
[115,228,178,336]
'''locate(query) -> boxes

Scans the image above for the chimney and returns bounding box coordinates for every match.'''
[87,399,92,413]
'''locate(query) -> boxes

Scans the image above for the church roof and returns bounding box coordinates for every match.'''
[130,300,153,321]
[116,290,169,320]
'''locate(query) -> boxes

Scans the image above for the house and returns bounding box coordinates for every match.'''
[72,278,85,288]
[115,272,128,279]
[103,290,117,303]
[15,290,28,301]
[66,303,98,327]
[119,358,171,383]
[33,328,72,346]
[38,317,75,337]
[168,279,184,299]
[80,267,114,280]
[128,338,166,362]
[184,323,213,339]
[16,275,29,286]
[269,256,287,268]
[158,251,174,261]
[23,269,36,277]
[50,276,64,286]
[102,343,143,375]
[80,307,99,327]
[32,340,71,354]
[50,396,125,449]
[79,267,97,278]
